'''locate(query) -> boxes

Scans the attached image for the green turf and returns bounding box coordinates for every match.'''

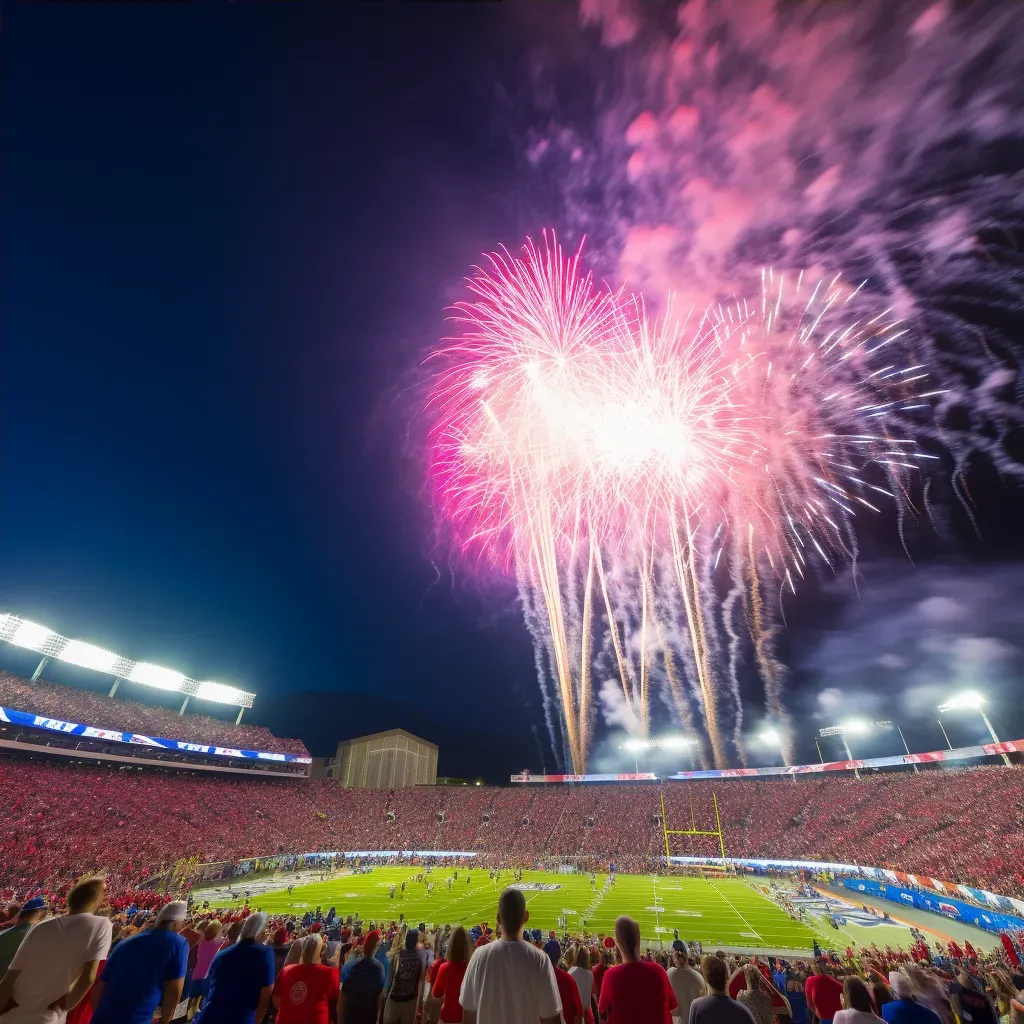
[199,868,820,952]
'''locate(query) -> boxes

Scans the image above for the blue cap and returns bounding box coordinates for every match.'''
[23,897,46,911]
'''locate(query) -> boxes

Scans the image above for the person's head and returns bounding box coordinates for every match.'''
[744,966,762,991]
[889,972,914,1000]
[155,901,188,931]
[240,912,268,943]
[449,927,470,965]
[614,916,642,963]
[871,980,893,1009]
[302,934,323,965]
[405,929,419,952]
[702,954,728,994]
[68,878,106,915]
[842,977,872,1012]
[1011,973,1024,995]
[497,888,528,940]
[576,946,590,970]
[19,897,45,924]
[364,930,381,958]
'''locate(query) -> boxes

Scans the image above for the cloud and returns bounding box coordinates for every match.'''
[876,653,908,670]
[916,596,965,624]
[795,561,1024,721]
[814,686,883,722]
[527,0,1024,482]
[597,676,641,733]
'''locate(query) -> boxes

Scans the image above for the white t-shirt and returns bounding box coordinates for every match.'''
[569,965,593,1009]
[6,913,113,1024]
[667,964,707,1020]
[833,1011,885,1024]
[460,939,561,1024]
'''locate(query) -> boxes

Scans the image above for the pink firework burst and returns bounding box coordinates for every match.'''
[424,237,931,772]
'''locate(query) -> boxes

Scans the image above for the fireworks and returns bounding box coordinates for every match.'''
[426,236,934,771]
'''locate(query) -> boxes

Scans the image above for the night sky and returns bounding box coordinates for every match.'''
[4,3,1023,781]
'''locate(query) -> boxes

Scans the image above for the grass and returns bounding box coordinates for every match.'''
[200,867,821,952]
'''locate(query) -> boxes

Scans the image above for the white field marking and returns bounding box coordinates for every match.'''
[708,882,763,941]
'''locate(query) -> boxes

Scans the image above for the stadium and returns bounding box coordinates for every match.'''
[9,2,1024,1023]
[2,612,1022,967]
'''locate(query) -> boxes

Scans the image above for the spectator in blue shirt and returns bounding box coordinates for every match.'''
[196,912,275,1024]
[882,972,942,1024]
[91,900,189,1024]
[340,929,385,1024]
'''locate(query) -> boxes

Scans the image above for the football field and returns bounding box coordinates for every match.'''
[199,867,819,953]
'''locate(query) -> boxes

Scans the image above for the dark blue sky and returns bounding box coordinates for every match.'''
[1,3,560,770]
[4,3,1023,778]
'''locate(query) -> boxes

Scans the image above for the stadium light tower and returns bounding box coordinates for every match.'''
[939,691,1011,767]
[618,735,694,772]
[820,718,918,777]
[820,719,872,778]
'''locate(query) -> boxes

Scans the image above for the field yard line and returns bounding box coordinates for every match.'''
[653,877,661,933]
[710,882,762,941]
[421,883,496,925]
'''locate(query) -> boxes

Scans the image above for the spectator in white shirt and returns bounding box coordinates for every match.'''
[0,877,112,1024]
[459,887,561,1024]
[569,947,596,1022]
[667,947,706,1022]
[834,977,886,1024]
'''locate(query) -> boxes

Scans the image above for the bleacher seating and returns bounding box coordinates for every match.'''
[0,671,308,756]
[1,754,1021,901]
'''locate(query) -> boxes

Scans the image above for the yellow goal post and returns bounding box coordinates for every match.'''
[660,789,728,868]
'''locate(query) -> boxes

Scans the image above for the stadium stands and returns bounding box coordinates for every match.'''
[0,671,309,756]
[1,754,1022,902]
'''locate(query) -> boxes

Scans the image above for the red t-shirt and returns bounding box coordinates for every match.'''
[598,961,677,1024]
[592,962,609,999]
[274,963,340,1024]
[555,966,584,1024]
[428,956,446,987]
[805,974,844,1022]
[432,958,470,1023]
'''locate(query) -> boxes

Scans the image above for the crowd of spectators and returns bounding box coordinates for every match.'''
[1,754,1022,906]
[0,671,309,756]
[1,878,1022,1024]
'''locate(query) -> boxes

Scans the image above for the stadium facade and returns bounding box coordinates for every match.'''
[319,728,438,788]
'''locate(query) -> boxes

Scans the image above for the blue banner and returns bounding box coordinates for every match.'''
[841,879,1024,934]
[0,705,312,765]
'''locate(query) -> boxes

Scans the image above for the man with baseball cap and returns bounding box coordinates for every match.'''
[90,900,189,1024]
[0,899,46,977]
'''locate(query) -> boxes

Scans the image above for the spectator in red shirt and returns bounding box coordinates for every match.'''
[273,934,340,1024]
[431,927,471,1023]
[806,963,845,1024]
[598,916,677,1024]
[592,943,615,1003]
[544,940,583,1024]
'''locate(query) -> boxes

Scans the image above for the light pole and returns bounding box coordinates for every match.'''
[621,738,646,774]
[894,724,919,773]
[619,735,695,774]
[937,719,953,750]
[819,720,876,779]
[939,692,1011,767]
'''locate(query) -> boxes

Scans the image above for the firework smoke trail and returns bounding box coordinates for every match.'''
[426,231,940,769]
